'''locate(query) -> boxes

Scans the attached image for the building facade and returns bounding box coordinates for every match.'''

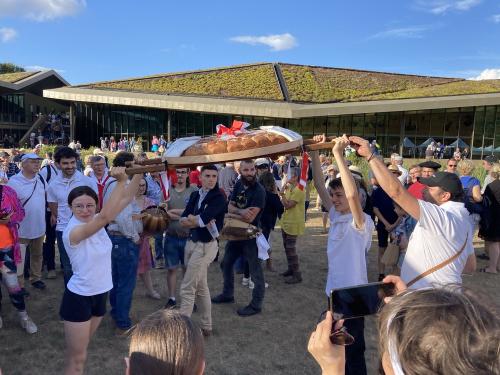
[44,63,500,157]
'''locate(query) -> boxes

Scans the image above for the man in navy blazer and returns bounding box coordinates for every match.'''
[178,164,226,336]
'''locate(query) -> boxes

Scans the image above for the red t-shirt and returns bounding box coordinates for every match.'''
[407,181,426,200]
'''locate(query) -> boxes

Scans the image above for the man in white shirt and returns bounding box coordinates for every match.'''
[350,136,476,289]
[47,147,97,285]
[8,153,47,290]
[39,146,61,279]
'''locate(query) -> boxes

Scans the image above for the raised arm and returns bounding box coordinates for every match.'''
[69,167,140,245]
[349,136,420,220]
[311,149,333,212]
[332,135,365,229]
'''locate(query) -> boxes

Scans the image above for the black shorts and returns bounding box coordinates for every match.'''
[376,226,389,248]
[60,289,108,322]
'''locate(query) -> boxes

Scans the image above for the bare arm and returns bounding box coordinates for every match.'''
[332,135,365,229]
[350,136,420,220]
[69,167,139,245]
[311,150,333,212]
[228,202,261,223]
[471,185,482,202]
[464,254,476,274]
[48,202,58,226]
[373,207,391,227]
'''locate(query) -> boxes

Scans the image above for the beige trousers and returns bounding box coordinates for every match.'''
[18,235,45,285]
[179,240,218,330]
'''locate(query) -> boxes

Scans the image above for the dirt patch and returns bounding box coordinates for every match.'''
[0,210,498,375]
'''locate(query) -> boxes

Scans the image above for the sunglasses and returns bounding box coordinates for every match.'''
[448,164,457,167]
[318,311,355,346]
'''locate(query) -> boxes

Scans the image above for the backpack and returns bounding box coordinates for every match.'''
[463,178,484,214]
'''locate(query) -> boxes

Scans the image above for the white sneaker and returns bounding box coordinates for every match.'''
[20,315,38,334]
[147,290,161,300]
[242,277,250,286]
[248,280,269,289]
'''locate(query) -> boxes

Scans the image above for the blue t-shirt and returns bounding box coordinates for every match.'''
[372,187,398,229]
[230,180,266,227]
[460,175,480,190]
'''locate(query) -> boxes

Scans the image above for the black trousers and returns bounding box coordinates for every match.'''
[344,317,367,375]
[43,210,57,271]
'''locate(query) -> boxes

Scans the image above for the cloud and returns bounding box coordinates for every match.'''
[230,33,297,51]
[0,0,86,22]
[0,27,17,42]
[25,65,65,73]
[470,68,500,80]
[492,14,500,23]
[368,25,431,40]
[414,0,481,14]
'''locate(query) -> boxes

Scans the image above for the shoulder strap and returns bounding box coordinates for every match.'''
[46,164,52,182]
[38,174,46,188]
[22,178,39,207]
[407,233,469,288]
[102,179,117,200]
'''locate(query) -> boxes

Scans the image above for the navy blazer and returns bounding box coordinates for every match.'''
[182,187,227,243]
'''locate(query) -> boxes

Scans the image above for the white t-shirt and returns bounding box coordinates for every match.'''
[63,215,113,296]
[7,172,47,239]
[326,208,375,295]
[401,200,474,289]
[47,171,98,231]
[397,166,409,185]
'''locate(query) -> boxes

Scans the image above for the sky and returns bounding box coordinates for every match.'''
[1,0,500,85]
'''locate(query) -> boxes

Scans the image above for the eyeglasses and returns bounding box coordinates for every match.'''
[448,164,457,167]
[72,204,96,211]
[317,311,355,346]
[176,170,188,175]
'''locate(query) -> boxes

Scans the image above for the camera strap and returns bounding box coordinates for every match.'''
[407,233,468,288]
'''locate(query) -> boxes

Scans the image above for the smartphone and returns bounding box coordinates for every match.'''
[329,282,396,320]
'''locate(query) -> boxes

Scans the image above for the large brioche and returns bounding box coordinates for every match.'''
[182,130,288,156]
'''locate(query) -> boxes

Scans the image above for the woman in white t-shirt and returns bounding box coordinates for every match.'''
[311,134,375,375]
[60,167,141,375]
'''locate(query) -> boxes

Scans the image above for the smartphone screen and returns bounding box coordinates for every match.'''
[329,282,395,320]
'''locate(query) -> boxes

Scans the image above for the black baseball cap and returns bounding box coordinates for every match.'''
[419,160,441,170]
[484,155,498,164]
[420,172,463,198]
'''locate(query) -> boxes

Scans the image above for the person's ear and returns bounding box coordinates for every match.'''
[441,191,452,202]
[124,357,130,375]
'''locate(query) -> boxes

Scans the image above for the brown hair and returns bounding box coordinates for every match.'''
[379,287,500,375]
[258,171,277,193]
[129,310,205,375]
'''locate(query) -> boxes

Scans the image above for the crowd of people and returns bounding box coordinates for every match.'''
[0,133,499,375]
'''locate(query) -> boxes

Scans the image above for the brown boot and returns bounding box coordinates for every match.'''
[266,259,276,272]
[280,269,293,277]
[285,272,302,284]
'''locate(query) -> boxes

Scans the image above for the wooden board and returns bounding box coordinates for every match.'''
[163,138,303,167]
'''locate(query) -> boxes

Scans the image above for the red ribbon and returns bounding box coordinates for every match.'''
[216,120,250,138]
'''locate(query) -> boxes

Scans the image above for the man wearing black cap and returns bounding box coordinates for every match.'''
[349,136,475,289]
[419,160,441,178]
[482,155,498,193]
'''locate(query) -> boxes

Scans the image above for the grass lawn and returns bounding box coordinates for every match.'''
[0,208,498,375]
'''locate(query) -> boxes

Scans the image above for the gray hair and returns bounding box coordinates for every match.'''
[90,155,105,164]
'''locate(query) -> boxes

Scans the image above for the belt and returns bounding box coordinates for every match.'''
[108,231,126,237]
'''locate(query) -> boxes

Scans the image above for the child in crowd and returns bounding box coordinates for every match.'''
[126,309,205,375]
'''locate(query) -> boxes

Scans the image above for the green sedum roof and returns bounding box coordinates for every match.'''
[279,63,460,103]
[0,71,39,83]
[87,63,284,101]
[352,79,500,101]
[78,63,500,104]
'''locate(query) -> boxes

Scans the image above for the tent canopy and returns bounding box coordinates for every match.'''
[417,137,436,148]
[402,137,416,148]
[446,138,469,149]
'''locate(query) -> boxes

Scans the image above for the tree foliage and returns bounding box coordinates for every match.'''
[0,63,25,74]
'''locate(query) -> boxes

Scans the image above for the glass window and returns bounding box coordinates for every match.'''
[387,112,402,136]
[326,116,339,137]
[473,107,485,149]
[459,107,474,139]
[339,115,352,134]
[288,119,301,133]
[484,106,496,138]
[444,108,459,139]
[351,114,364,136]
[314,117,327,136]
[429,109,445,141]
[301,118,314,137]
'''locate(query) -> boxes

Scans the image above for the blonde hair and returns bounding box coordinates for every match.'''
[457,159,475,176]
[379,287,500,375]
[490,163,500,180]
[129,310,204,375]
